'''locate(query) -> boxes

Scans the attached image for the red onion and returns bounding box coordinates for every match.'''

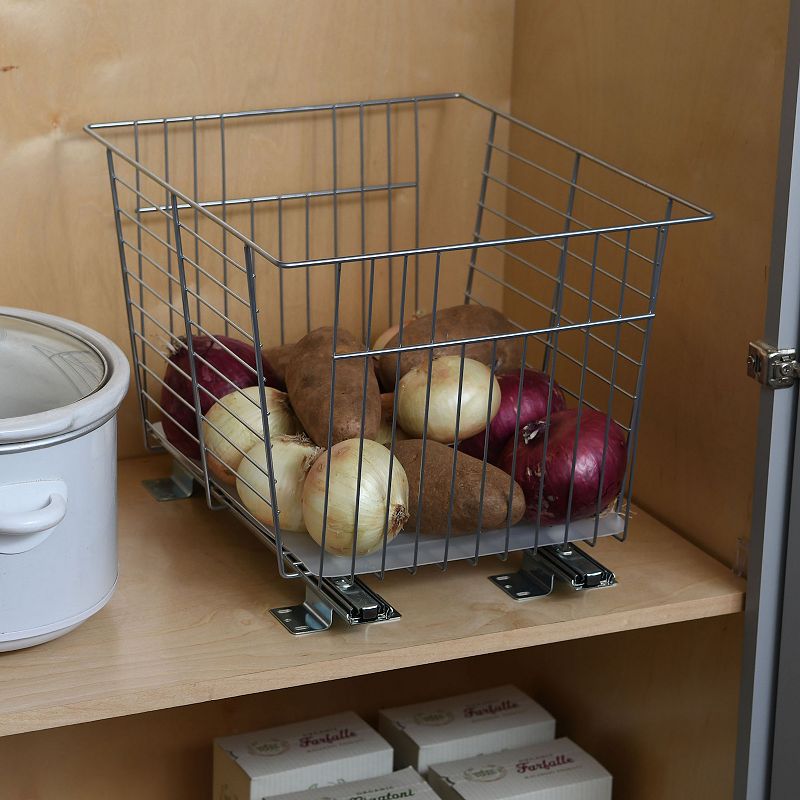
[160,335,281,459]
[460,369,565,464]
[498,407,628,525]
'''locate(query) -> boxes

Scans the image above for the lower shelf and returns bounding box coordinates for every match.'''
[0,616,744,800]
[0,454,745,738]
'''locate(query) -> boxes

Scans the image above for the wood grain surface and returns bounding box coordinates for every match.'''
[506,0,790,565]
[0,615,743,800]
[0,0,515,458]
[1,0,787,568]
[0,4,782,796]
[0,455,743,738]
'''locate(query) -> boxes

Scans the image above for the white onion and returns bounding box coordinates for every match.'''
[373,318,418,392]
[202,386,300,484]
[236,434,322,532]
[302,439,409,556]
[372,313,419,351]
[397,355,501,443]
[373,323,401,351]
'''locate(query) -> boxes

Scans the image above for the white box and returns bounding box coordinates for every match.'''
[271,767,441,800]
[213,711,394,800]
[427,738,612,800]
[378,685,555,775]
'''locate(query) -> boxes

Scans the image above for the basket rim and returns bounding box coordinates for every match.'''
[85,91,714,270]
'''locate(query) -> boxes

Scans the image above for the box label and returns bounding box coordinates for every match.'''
[429,738,612,799]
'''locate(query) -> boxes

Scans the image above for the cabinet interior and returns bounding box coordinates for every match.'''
[0,616,742,800]
[0,1,788,797]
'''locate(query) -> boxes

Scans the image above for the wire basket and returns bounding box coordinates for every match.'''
[86,92,712,603]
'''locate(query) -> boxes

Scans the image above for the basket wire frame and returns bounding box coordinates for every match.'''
[87,92,712,591]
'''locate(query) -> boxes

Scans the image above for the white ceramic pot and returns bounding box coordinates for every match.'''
[0,308,129,651]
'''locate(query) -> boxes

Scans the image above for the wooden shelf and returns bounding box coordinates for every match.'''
[0,455,744,738]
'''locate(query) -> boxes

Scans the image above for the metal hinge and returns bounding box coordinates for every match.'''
[747,341,800,389]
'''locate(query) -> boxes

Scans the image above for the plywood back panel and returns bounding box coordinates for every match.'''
[101,95,509,420]
[2,0,787,561]
[505,0,789,564]
[0,0,515,457]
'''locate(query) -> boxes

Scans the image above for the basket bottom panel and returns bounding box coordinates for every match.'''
[151,423,623,577]
[279,514,623,577]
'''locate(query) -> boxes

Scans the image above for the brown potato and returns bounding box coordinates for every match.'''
[377,393,410,447]
[393,439,525,534]
[376,305,523,389]
[286,327,381,447]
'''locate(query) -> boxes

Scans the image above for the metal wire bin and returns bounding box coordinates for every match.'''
[86,92,713,632]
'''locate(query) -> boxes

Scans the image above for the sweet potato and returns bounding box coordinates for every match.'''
[393,439,526,534]
[376,305,523,389]
[286,327,381,447]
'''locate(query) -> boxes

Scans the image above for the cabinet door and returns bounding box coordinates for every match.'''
[769,413,800,790]
[736,2,800,797]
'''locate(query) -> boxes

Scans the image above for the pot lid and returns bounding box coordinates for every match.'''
[0,314,108,420]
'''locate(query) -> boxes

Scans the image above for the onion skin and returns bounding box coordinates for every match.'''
[498,408,628,525]
[460,369,566,464]
[373,326,400,392]
[372,316,418,392]
[236,434,322,532]
[203,386,300,485]
[161,335,281,460]
[302,439,409,557]
[373,324,401,352]
[397,356,501,444]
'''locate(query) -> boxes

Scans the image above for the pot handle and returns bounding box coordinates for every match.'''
[0,493,67,535]
[0,481,68,554]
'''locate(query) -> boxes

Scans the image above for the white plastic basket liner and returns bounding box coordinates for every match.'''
[153,423,623,577]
